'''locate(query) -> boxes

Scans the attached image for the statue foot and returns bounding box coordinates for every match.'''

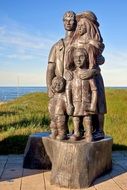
[85,132,93,143]
[70,134,81,141]
[85,135,93,143]
[56,134,68,141]
[93,131,105,141]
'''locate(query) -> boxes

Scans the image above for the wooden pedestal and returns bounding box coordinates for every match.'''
[23,133,112,188]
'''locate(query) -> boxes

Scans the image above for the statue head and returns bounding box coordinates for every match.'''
[52,77,66,93]
[77,18,87,36]
[63,11,76,31]
[65,47,89,70]
[73,48,89,69]
[76,11,103,42]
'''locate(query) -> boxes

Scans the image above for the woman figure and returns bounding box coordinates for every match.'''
[66,11,107,140]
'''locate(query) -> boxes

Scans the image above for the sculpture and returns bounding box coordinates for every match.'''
[48,76,67,140]
[23,10,113,189]
[47,10,107,141]
[66,47,98,142]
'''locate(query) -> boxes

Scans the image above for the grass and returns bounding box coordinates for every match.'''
[0,92,50,154]
[104,88,127,150]
[0,89,127,154]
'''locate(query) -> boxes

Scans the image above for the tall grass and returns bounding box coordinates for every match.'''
[0,89,127,154]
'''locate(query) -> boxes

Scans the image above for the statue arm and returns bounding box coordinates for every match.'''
[89,79,97,112]
[66,81,74,115]
[89,41,105,66]
[46,63,56,89]
[79,69,100,80]
[46,45,56,97]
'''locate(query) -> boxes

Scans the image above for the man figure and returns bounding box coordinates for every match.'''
[46,11,77,97]
[46,11,77,135]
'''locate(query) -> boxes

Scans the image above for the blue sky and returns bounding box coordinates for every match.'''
[0,0,127,86]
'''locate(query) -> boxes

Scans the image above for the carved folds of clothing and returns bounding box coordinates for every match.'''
[48,39,65,77]
[67,69,97,116]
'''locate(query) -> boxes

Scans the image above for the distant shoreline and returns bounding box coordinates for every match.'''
[0,86,127,102]
[0,86,127,88]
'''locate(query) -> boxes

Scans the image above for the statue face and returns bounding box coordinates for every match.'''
[74,51,87,68]
[77,20,86,36]
[63,16,75,31]
[52,79,65,93]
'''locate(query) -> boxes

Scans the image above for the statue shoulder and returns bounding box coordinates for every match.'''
[48,38,64,63]
[51,39,64,50]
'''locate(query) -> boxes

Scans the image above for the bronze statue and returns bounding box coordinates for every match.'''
[46,10,107,141]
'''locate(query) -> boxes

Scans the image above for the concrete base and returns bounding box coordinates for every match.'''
[23,133,113,188]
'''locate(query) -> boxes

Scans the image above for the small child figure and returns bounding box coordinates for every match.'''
[66,47,97,142]
[48,76,68,140]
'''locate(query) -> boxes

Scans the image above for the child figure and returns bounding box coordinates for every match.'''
[66,47,97,142]
[48,76,68,140]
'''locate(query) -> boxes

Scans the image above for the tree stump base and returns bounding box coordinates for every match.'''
[43,136,112,188]
[23,133,112,188]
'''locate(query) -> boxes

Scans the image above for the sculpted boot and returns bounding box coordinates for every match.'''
[83,116,93,143]
[49,121,58,139]
[56,115,67,140]
[70,117,81,141]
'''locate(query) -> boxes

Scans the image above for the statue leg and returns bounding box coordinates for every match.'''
[83,115,93,142]
[70,116,81,140]
[98,114,104,132]
[56,115,68,140]
[49,119,58,139]
[93,114,105,140]
[65,114,69,134]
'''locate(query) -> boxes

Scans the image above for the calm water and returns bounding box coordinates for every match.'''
[0,87,47,102]
[0,86,126,102]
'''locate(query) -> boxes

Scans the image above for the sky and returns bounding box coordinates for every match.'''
[0,0,127,87]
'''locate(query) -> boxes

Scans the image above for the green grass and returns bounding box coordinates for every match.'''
[0,92,50,154]
[104,88,127,150]
[0,89,127,154]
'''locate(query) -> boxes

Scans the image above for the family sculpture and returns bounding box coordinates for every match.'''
[23,11,111,188]
[46,11,107,142]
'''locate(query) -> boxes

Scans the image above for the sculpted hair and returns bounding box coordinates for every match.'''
[63,11,76,21]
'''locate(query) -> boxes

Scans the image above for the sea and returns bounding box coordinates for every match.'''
[0,86,126,102]
[0,86,47,102]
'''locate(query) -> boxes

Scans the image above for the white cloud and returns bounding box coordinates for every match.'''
[0,18,55,62]
[0,70,46,86]
[0,17,56,86]
[0,16,127,87]
[100,50,127,86]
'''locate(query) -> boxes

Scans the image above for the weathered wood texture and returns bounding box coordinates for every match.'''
[0,151,127,190]
[43,136,113,188]
[23,132,52,169]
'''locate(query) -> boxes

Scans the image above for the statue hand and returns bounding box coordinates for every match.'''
[67,104,74,115]
[64,70,73,81]
[79,69,100,80]
[85,104,96,113]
